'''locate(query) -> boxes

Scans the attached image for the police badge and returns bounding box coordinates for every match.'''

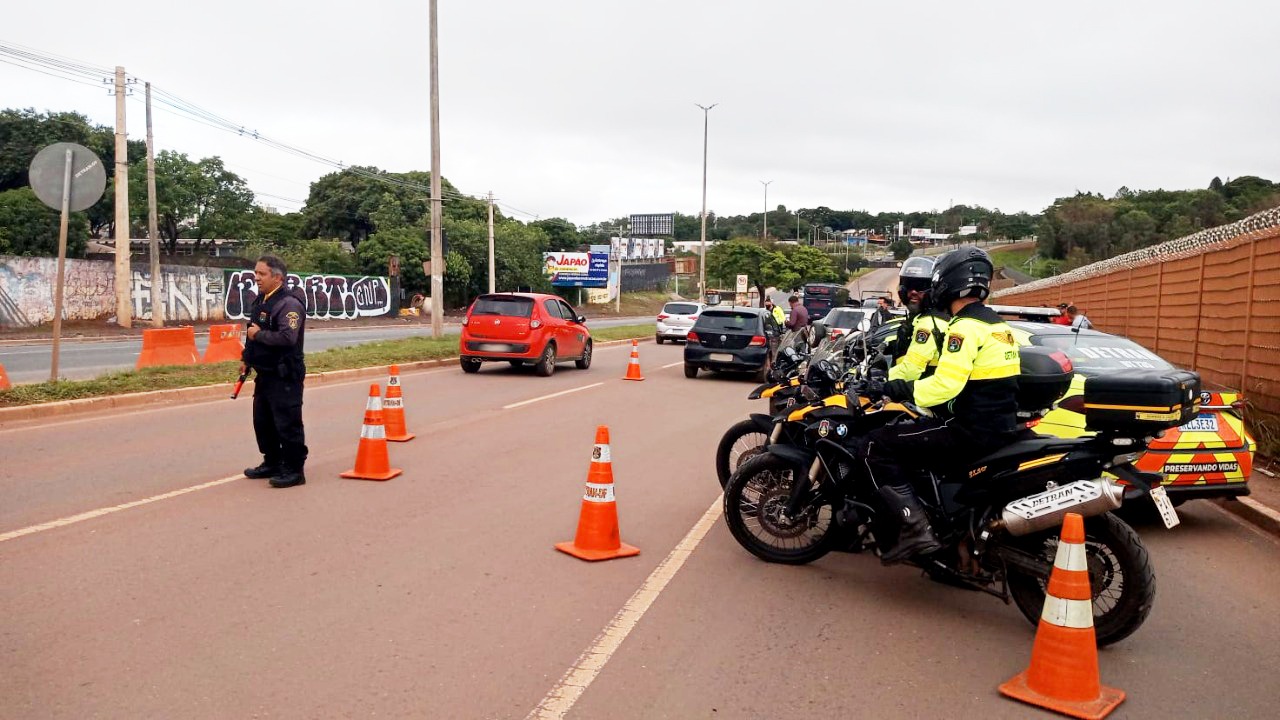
[914,329,929,344]
[947,333,964,353]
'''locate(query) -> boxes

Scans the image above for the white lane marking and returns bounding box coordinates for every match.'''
[526,497,723,720]
[503,382,604,410]
[660,361,683,369]
[0,474,246,544]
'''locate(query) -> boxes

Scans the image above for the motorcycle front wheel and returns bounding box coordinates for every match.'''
[715,418,771,488]
[724,453,838,565]
[1005,512,1155,647]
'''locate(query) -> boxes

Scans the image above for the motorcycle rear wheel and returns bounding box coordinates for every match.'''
[715,418,771,488]
[1006,512,1155,647]
[724,453,838,565]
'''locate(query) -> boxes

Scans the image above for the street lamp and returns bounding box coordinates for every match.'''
[760,180,772,240]
[697,103,717,303]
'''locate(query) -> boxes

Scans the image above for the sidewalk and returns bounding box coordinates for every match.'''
[1221,457,1280,536]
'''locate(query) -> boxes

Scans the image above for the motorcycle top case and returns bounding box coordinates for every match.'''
[1082,369,1201,433]
[1016,346,1074,413]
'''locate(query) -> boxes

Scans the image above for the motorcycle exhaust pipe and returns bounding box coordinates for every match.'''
[996,480,1124,536]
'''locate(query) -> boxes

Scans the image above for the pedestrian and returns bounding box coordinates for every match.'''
[785,295,809,331]
[1067,304,1092,330]
[873,296,895,326]
[764,298,785,328]
[1051,303,1072,325]
[241,255,309,489]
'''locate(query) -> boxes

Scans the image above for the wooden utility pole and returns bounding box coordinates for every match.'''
[113,66,131,327]
[428,0,444,337]
[487,191,495,293]
[145,82,162,327]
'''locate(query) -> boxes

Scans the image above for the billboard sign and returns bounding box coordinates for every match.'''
[544,252,608,287]
[630,213,674,236]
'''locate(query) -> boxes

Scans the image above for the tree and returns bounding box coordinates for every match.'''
[706,239,774,300]
[531,217,584,252]
[0,187,89,256]
[357,226,429,293]
[889,238,914,260]
[130,151,254,253]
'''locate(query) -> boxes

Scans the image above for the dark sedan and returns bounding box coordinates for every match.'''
[684,308,778,381]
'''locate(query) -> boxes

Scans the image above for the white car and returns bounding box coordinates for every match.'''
[822,306,874,339]
[656,301,705,344]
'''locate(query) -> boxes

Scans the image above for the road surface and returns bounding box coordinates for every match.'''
[0,316,655,385]
[2,342,1277,718]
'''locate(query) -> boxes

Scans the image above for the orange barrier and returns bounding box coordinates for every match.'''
[999,512,1125,719]
[135,327,200,369]
[340,384,403,481]
[555,425,640,561]
[0,362,10,391]
[202,324,245,364]
[383,365,415,442]
[622,339,645,381]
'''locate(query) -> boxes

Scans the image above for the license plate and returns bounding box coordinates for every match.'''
[710,353,735,363]
[1149,485,1180,529]
[1180,414,1219,433]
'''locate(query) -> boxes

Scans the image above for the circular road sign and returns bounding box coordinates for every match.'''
[28,142,107,213]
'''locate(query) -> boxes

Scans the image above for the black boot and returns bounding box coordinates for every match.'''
[878,484,941,565]
[270,470,306,489]
[244,462,281,479]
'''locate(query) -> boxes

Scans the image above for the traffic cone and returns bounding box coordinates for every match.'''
[0,362,10,391]
[382,365,415,442]
[340,384,403,481]
[555,425,640,561]
[999,512,1125,720]
[622,339,645,381]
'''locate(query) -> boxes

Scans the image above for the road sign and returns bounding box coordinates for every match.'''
[736,274,749,293]
[28,143,106,212]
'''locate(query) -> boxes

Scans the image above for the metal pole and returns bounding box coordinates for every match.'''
[428,0,444,338]
[487,190,495,293]
[50,148,72,382]
[145,82,162,328]
[616,222,625,314]
[113,66,131,328]
[760,180,772,240]
[696,103,716,303]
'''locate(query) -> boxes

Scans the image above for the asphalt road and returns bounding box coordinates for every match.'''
[2,342,1278,718]
[0,316,655,385]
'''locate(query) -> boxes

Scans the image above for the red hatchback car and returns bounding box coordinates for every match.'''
[459,293,593,376]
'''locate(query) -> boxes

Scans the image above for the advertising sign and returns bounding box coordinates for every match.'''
[544,252,609,287]
[630,213,674,236]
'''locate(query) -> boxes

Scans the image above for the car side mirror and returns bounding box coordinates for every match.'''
[576,315,587,324]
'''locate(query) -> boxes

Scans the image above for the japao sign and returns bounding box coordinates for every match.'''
[223,270,393,320]
[543,252,608,288]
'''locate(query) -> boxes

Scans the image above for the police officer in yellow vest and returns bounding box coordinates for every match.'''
[859,248,1021,564]
[888,256,947,382]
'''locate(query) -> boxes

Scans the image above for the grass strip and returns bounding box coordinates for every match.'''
[0,323,654,408]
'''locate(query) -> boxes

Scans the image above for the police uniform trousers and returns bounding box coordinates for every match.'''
[860,416,1011,491]
[253,371,308,471]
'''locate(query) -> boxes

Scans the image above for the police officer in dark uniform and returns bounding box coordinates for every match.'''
[241,255,309,489]
[858,248,1021,564]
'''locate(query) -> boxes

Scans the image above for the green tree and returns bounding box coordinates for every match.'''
[357,226,429,293]
[531,217,584,253]
[130,151,254,253]
[706,239,774,300]
[0,187,89,256]
[889,238,914,260]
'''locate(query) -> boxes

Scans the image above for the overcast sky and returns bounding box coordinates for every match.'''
[4,1,1278,227]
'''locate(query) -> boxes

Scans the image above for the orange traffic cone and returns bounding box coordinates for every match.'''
[0,362,10,391]
[383,365,415,442]
[622,339,644,381]
[340,384,403,481]
[555,425,640,561]
[999,512,1125,720]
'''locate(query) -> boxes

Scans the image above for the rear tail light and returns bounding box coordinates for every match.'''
[531,320,542,329]
[687,331,700,343]
[1048,350,1073,373]
[749,335,767,347]
[657,314,670,320]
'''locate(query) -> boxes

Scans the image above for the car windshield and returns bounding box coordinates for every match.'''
[470,296,533,318]
[664,303,699,315]
[695,312,759,332]
[825,309,868,329]
[1030,334,1173,374]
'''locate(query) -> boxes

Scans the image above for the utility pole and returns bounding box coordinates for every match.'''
[760,180,772,240]
[113,66,131,328]
[696,103,716,303]
[145,82,162,328]
[615,221,626,314]
[428,0,443,337]
[487,191,495,293]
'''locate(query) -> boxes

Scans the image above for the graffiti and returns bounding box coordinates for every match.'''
[222,270,392,321]
[130,266,224,322]
[0,256,115,327]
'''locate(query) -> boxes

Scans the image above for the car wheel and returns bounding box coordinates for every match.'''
[460,357,481,374]
[655,336,664,345]
[755,357,771,383]
[575,340,593,369]
[535,343,556,377]
[684,364,698,379]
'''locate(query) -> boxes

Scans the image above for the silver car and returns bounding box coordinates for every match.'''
[656,301,705,344]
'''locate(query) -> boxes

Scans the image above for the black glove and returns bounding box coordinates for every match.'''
[882,379,912,402]
[860,378,885,398]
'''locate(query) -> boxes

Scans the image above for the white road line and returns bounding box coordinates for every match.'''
[503,382,604,410]
[526,497,723,720]
[660,361,683,369]
[0,474,246,544]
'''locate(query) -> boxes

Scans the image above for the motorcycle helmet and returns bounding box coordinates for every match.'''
[930,248,994,311]
[897,256,936,310]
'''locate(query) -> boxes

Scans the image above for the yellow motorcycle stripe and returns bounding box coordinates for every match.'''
[1017,453,1066,471]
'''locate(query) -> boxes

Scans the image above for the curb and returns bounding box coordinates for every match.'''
[0,336,653,426]
[1214,497,1280,538]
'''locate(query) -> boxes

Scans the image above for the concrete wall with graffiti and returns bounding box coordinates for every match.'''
[0,256,226,327]
[222,270,393,321]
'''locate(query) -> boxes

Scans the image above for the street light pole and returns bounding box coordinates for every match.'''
[760,180,772,240]
[696,103,717,303]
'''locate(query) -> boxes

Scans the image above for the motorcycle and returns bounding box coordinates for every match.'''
[721,350,1194,646]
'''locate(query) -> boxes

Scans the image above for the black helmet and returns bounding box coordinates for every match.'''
[897,256,935,309]
[930,248,994,310]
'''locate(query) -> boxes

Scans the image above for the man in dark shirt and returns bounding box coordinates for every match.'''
[785,295,809,331]
[241,255,309,489]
